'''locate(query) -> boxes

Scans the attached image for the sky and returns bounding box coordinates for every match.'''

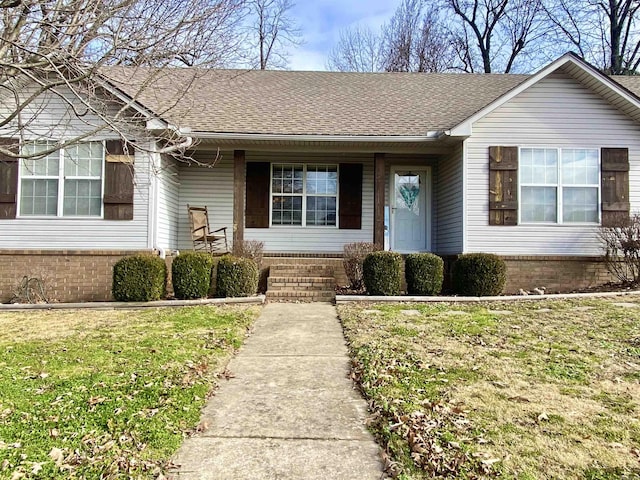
[287,0,400,71]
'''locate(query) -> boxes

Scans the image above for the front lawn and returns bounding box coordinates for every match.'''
[339,299,640,479]
[0,305,259,479]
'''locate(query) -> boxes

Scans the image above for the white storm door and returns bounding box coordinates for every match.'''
[390,167,430,252]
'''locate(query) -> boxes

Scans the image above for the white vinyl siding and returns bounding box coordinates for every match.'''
[155,154,180,250]
[0,82,135,141]
[246,152,374,253]
[435,144,464,254]
[465,69,640,256]
[0,148,151,249]
[177,152,234,251]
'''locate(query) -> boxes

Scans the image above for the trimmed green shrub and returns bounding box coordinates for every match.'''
[343,242,379,290]
[363,251,403,295]
[452,253,506,296]
[112,254,166,302]
[405,253,444,295]
[216,255,259,298]
[172,252,215,300]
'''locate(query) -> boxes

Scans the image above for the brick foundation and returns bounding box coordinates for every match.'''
[263,254,616,296]
[0,249,153,303]
[0,251,617,303]
[501,255,614,294]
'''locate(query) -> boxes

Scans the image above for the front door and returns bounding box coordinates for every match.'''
[390,167,430,252]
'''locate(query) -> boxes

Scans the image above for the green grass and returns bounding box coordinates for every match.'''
[339,299,640,479]
[0,305,259,479]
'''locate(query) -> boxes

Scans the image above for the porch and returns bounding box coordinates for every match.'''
[164,141,465,258]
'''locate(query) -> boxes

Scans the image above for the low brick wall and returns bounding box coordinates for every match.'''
[0,249,153,303]
[2,251,613,304]
[264,254,616,295]
[501,255,614,294]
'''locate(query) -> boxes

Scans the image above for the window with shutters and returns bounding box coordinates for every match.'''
[519,147,600,224]
[18,141,104,217]
[270,164,338,226]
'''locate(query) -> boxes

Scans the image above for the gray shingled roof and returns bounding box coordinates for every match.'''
[610,75,640,98]
[104,67,531,136]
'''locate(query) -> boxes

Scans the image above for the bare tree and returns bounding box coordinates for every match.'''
[444,0,548,73]
[545,0,640,74]
[327,0,456,73]
[327,25,384,72]
[244,0,303,69]
[0,0,245,161]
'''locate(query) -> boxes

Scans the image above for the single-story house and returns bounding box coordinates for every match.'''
[1,52,639,302]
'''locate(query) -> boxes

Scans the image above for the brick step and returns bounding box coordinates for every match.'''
[268,276,335,287]
[269,264,335,277]
[267,290,336,302]
[267,280,335,292]
[267,263,336,302]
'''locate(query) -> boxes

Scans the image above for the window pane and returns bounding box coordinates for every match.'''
[63,179,101,216]
[65,142,103,177]
[271,195,302,225]
[563,187,598,223]
[562,149,599,185]
[273,164,303,194]
[521,186,557,222]
[306,165,338,195]
[20,179,58,216]
[521,148,557,184]
[307,195,337,226]
[21,142,59,177]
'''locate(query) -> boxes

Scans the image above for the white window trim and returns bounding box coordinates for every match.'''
[16,140,106,219]
[518,146,601,225]
[269,163,339,228]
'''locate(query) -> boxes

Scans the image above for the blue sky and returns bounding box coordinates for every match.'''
[287,0,400,71]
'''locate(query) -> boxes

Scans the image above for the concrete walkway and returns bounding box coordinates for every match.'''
[169,303,384,479]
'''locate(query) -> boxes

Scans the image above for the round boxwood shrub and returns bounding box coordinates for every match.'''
[363,251,403,295]
[112,254,167,302]
[405,253,444,295]
[452,253,506,296]
[216,255,259,298]
[172,252,215,300]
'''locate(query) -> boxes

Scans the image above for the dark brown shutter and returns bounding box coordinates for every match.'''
[339,163,362,229]
[488,146,518,226]
[245,162,270,228]
[104,140,134,220]
[0,138,19,219]
[601,147,630,226]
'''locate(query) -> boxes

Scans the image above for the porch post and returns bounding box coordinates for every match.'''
[374,152,385,249]
[233,149,246,248]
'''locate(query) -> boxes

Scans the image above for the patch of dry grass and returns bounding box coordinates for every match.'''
[339,299,640,479]
[0,305,260,479]
[0,309,137,344]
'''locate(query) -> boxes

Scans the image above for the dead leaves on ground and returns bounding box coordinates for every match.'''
[351,349,497,478]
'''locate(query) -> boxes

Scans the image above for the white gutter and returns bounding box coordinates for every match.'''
[184,131,444,143]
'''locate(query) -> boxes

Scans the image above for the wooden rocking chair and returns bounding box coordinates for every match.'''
[187,204,229,255]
